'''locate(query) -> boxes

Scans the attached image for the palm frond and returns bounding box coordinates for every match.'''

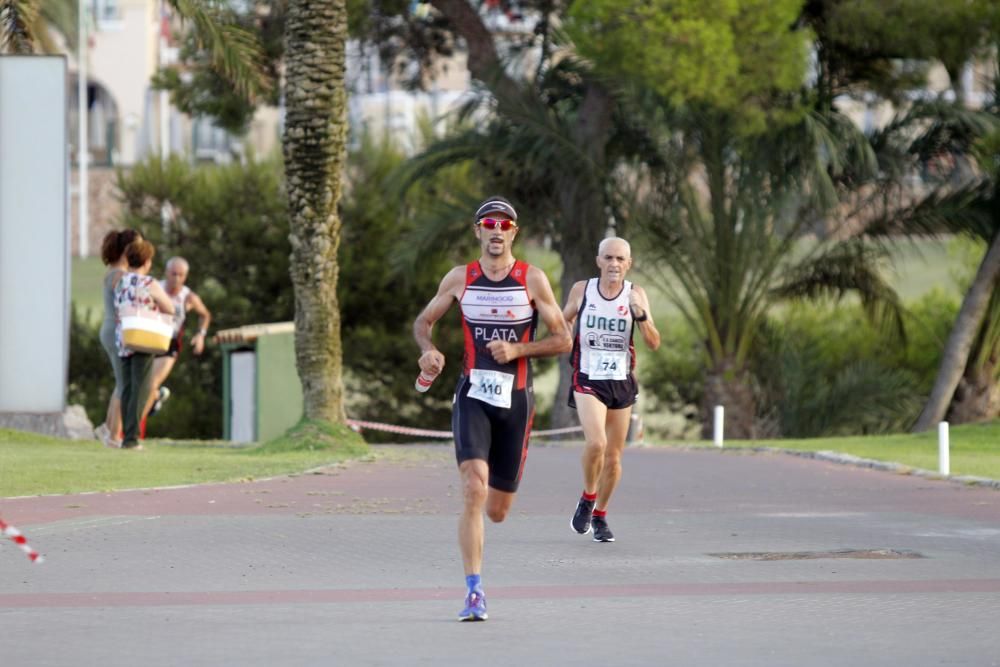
[872,100,999,165]
[388,127,485,198]
[771,241,906,341]
[866,179,995,239]
[1,0,36,53]
[35,0,76,53]
[167,0,271,99]
[389,195,480,276]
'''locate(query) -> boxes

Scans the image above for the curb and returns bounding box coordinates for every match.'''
[743,446,1000,491]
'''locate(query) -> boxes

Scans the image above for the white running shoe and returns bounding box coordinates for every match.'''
[149,386,172,417]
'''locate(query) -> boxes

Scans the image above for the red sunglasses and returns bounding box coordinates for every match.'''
[478,218,517,231]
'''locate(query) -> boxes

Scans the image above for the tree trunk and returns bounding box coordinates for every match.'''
[429,0,522,104]
[283,0,349,423]
[701,357,757,440]
[550,82,614,429]
[551,227,604,431]
[946,360,1000,424]
[913,229,1000,431]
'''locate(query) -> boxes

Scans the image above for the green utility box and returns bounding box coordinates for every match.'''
[217,322,302,443]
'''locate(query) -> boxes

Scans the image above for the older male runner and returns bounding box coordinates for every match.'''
[142,256,212,424]
[413,196,571,621]
[564,237,661,542]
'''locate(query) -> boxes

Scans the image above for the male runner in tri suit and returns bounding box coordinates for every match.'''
[564,237,661,542]
[413,196,571,621]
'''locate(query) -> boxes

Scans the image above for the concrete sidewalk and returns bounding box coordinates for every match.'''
[2,444,999,666]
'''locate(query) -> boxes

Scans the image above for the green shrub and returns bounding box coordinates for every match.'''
[68,304,114,428]
[637,289,959,439]
[635,318,705,439]
[756,299,949,437]
[339,133,476,440]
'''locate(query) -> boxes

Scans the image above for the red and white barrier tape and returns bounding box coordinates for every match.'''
[0,517,43,564]
[345,419,583,439]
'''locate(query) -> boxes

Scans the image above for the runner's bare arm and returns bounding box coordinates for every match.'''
[487,266,571,364]
[187,292,212,355]
[561,280,586,328]
[413,266,465,375]
[629,284,661,350]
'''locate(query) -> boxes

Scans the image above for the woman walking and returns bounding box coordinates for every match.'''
[95,229,142,448]
[112,239,174,450]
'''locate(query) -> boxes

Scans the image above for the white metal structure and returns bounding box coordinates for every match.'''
[0,57,69,412]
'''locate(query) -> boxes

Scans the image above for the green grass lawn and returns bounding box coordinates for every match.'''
[0,428,371,498]
[685,419,1000,481]
[4,419,997,498]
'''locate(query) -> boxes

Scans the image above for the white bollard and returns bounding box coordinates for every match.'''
[713,405,724,448]
[938,421,950,476]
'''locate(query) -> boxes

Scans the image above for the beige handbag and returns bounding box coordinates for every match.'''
[119,306,174,354]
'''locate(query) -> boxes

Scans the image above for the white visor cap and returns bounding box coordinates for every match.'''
[475,199,518,222]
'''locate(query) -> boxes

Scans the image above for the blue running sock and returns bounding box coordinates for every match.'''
[465,574,483,594]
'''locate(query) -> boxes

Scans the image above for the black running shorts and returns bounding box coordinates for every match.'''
[156,336,181,359]
[452,375,535,493]
[569,372,638,411]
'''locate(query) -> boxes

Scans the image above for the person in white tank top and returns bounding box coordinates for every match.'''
[562,237,661,543]
[141,256,212,430]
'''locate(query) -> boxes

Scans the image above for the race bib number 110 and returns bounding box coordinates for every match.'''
[468,369,514,409]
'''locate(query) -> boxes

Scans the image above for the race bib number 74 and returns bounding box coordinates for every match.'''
[468,369,514,409]
[588,351,628,381]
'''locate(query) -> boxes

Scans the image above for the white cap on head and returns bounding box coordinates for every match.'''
[475,197,518,222]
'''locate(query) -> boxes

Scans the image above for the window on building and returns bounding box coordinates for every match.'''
[92,0,120,22]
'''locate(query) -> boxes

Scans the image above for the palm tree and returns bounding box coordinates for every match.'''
[283,0,350,424]
[933,233,1000,425]
[3,0,267,95]
[633,103,910,438]
[857,84,1000,431]
[948,268,1000,423]
[878,134,1000,431]
[1,0,77,54]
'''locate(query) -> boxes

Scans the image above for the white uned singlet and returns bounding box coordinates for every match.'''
[574,279,635,381]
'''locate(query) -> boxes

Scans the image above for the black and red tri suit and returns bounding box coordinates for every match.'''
[452,260,537,492]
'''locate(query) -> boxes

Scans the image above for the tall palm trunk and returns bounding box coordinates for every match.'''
[913,228,1000,431]
[702,357,757,440]
[550,84,614,429]
[283,0,349,423]
[551,198,606,430]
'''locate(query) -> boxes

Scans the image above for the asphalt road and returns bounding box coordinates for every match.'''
[2,443,998,666]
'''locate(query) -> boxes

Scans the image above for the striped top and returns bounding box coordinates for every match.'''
[459,260,537,390]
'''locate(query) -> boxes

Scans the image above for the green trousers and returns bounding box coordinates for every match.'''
[120,352,153,447]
